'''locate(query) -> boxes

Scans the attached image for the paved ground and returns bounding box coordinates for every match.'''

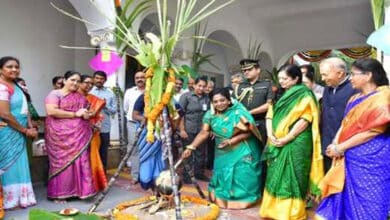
[4,170,316,220]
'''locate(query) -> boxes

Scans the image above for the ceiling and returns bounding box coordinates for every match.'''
[233,0,374,63]
[68,0,375,64]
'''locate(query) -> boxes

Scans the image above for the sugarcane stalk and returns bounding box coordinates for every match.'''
[162,107,182,220]
[88,123,144,214]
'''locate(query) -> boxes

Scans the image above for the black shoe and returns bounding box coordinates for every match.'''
[195,174,210,182]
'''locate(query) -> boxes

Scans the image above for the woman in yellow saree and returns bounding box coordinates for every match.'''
[78,75,107,192]
[259,64,324,219]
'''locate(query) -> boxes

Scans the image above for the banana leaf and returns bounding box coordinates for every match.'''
[150,66,166,107]
[29,209,102,220]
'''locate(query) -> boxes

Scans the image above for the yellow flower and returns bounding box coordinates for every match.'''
[113,195,219,220]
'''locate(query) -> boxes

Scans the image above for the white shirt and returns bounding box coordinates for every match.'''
[123,86,144,121]
[173,89,186,102]
[312,83,325,100]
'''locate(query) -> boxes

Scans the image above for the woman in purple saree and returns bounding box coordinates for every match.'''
[316,58,390,219]
[45,71,96,202]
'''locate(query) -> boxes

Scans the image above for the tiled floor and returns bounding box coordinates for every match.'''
[4,169,316,220]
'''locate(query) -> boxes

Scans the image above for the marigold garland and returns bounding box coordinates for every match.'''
[144,68,176,142]
[112,195,220,220]
[143,67,153,116]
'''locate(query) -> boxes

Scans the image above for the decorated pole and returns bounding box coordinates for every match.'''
[53,1,236,217]
[162,107,182,220]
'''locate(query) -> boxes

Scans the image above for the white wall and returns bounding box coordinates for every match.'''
[0,0,93,115]
[74,21,95,76]
[266,1,373,64]
[204,2,274,63]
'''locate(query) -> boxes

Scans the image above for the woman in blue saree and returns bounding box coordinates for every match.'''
[132,94,166,189]
[0,57,37,218]
[316,58,390,219]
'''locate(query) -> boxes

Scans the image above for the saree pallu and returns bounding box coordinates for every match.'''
[204,101,262,208]
[45,91,95,199]
[316,86,390,220]
[86,94,107,192]
[260,84,323,220]
[0,84,36,210]
[137,128,165,190]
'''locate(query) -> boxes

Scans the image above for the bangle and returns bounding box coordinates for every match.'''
[73,112,77,118]
[186,145,196,151]
[228,139,232,146]
[332,144,344,155]
[288,133,295,140]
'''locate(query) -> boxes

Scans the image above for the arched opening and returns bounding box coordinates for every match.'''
[201,30,242,87]
[258,51,273,73]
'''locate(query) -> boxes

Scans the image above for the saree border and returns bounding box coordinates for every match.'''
[48,133,93,179]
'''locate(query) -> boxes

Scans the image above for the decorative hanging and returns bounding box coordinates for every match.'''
[297,50,332,62]
[339,47,372,59]
[89,50,123,76]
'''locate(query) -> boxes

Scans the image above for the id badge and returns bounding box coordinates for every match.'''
[202,103,208,111]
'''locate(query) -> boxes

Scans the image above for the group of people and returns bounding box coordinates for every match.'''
[121,56,390,220]
[44,70,116,202]
[180,57,389,219]
[0,56,118,218]
[123,72,217,187]
[0,53,389,220]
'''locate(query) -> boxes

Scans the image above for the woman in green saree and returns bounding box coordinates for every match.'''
[181,87,263,209]
[259,64,324,219]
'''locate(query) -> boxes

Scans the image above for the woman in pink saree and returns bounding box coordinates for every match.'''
[45,71,96,202]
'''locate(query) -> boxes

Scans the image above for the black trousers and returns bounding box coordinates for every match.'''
[255,120,267,194]
[99,132,110,170]
[323,155,333,173]
[182,132,206,176]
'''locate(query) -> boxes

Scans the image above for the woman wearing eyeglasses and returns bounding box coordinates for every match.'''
[316,58,390,220]
[78,74,107,192]
[45,71,96,203]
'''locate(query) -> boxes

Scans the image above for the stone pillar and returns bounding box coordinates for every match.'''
[68,0,124,141]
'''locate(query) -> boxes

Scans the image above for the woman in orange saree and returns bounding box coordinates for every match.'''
[78,75,107,191]
[316,58,390,220]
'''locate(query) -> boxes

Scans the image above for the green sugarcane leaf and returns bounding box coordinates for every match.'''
[150,66,166,107]
[145,32,162,61]
[120,0,135,18]
[125,1,153,27]
[371,0,384,29]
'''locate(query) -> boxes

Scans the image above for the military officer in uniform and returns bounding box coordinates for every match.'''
[233,59,273,145]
